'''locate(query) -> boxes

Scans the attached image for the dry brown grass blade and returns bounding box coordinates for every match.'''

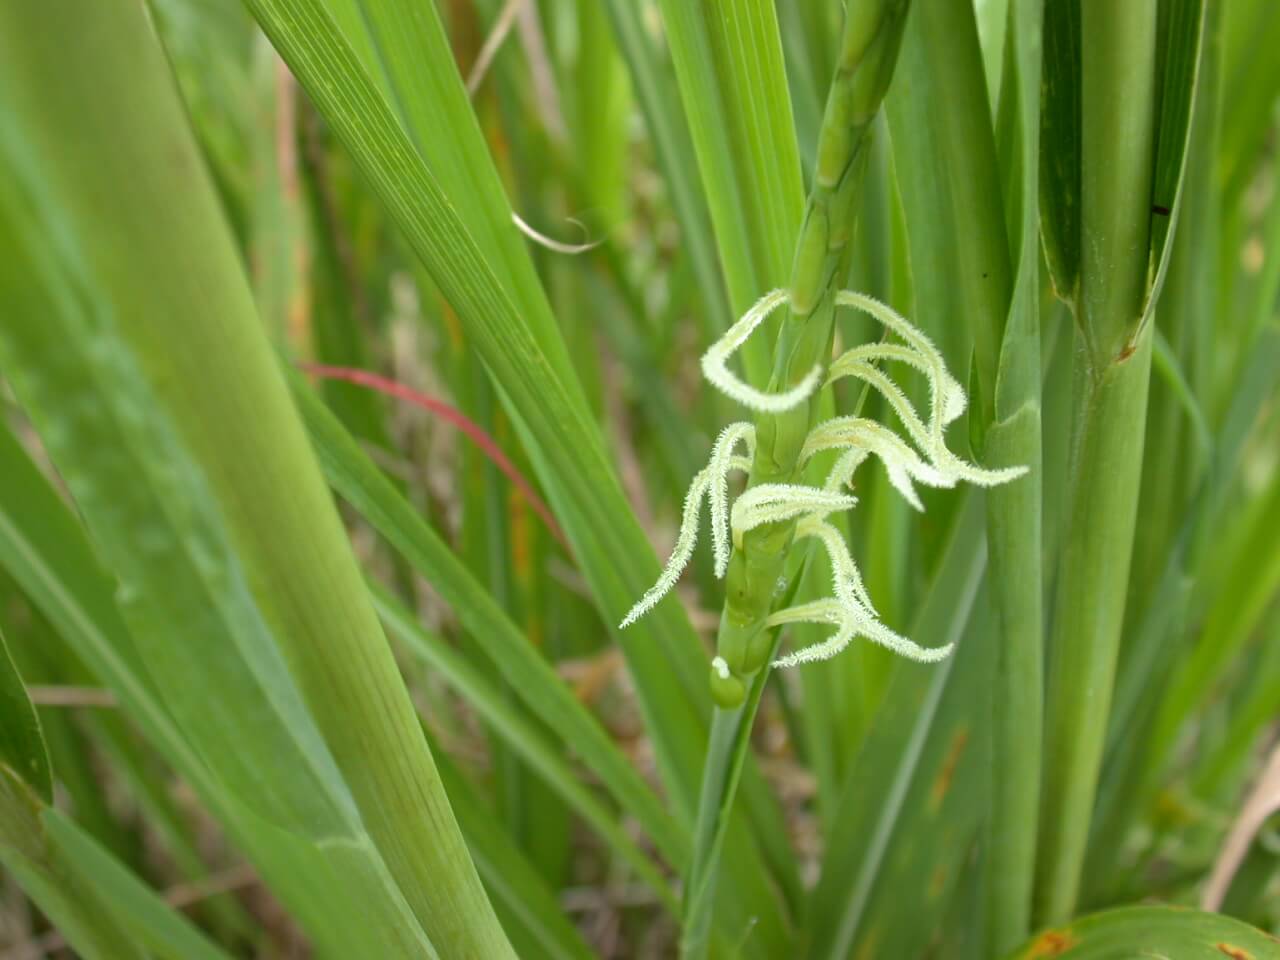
[1202,733,1280,910]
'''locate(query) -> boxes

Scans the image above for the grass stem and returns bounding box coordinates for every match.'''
[1035,0,1159,924]
[681,4,912,953]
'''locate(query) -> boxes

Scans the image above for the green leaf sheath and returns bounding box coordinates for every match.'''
[983,406,1044,948]
[1036,0,1161,926]
[714,0,912,690]
[1066,0,1211,900]
[1035,215,1157,930]
[0,1,512,954]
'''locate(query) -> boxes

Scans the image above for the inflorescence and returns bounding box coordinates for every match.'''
[621,289,1027,676]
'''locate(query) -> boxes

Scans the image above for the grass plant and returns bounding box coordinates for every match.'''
[0,0,1278,957]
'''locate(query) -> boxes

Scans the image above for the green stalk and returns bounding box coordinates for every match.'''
[884,0,1044,945]
[1035,0,1159,925]
[983,411,1043,950]
[681,4,912,956]
[679,670,772,959]
[985,2,1045,951]
[0,1,512,954]
[1035,333,1154,925]
[709,0,909,697]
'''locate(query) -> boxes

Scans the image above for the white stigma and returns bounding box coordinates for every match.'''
[701,289,821,413]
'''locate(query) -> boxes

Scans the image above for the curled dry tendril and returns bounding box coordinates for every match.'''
[622,289,1027,674]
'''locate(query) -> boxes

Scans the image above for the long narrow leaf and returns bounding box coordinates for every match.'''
[293,376,684,867]
[241,2,795,943]
[0,1,507,950]
[808,496,987,959]
[0,627,230,960]
[373,583,677,911]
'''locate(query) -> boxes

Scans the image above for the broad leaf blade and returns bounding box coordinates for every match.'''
[1005,906,1278,959]
[0,150,436,957]
[242,0,715,800]
[347,0,592,418]
[0,1,516,951]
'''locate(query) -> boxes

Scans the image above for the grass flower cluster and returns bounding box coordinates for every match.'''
[624,288,1026,700]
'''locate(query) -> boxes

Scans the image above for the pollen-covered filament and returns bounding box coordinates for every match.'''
[701,289,822,412]
[618,423,753,628]
[621,288,1026,687]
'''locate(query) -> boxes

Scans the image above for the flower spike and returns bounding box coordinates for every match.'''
[624,284,1024,689]
[768,603,856,667]
[701,289,822,412]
